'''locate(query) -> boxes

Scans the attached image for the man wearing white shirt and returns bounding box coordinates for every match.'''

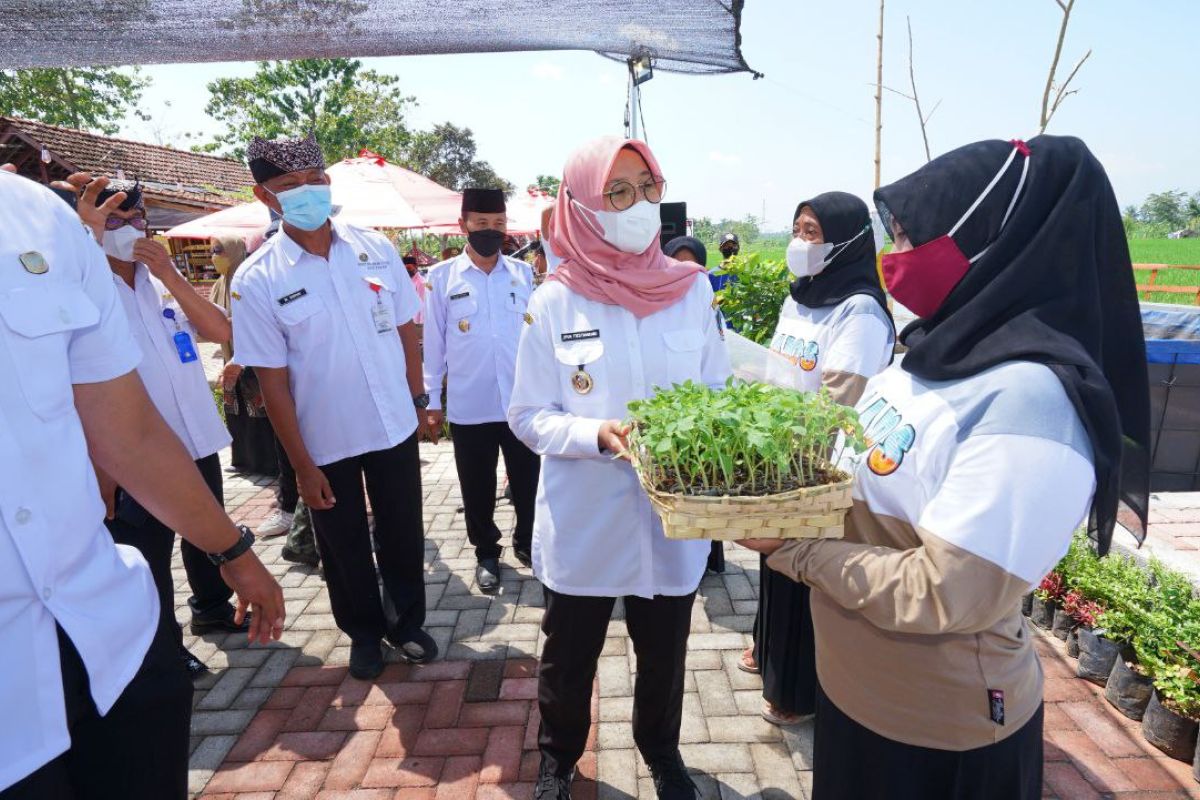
[85,179,247,680]
[231,134,436,681]
[423,188,540,592]
[0,169,283,798]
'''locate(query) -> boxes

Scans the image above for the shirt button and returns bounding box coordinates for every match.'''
[42,587,52,601]
[15,507,32,525]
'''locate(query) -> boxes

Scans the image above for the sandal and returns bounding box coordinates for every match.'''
[761,702,813,727]
[737,646,759,674]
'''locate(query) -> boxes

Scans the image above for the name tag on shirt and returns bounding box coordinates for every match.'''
[278,289,308,306]
[450,291,471,301]
[561,329,600,342]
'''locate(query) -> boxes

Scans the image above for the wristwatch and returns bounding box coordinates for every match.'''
[413,393,431,409]
[206,525,256,566]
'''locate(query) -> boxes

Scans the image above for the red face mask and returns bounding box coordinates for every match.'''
[881,140,1030,319]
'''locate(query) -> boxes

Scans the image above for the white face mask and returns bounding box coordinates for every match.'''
[576,197,661,254]
[786,238,835,277]
[102,224,144,262]
[785,225,870,278]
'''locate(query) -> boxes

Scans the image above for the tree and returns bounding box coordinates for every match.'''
[1140,191,1189,229]
[881,17,941,163]
[873,0,885,188]
[404,123,513,193]
[201,59,415,162]
[1039,0,1092,133]
[0,67,150,135]
[534,175,561,197]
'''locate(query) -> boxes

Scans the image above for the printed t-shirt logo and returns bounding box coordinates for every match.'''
[769,331,820,373]
[858,396,916,477]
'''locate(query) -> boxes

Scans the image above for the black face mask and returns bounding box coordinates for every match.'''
[721,247,738,259]
[468,229,504,258]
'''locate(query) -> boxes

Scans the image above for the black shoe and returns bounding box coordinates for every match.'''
[189,608,251,635]
[349,640,385,680]
[646,752,697,799]
[513,547,533,569]
[476,558,501,593]
[534,761,574,799]
[281,545,320,567]
[181,648,209,681]
[385,627,439,664]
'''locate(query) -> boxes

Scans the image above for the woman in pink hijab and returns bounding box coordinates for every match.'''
[508,137,731,800]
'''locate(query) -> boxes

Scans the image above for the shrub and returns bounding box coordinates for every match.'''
[713,254,790,346]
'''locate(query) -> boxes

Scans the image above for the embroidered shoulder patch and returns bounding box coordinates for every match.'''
[231,291,242,301]
[523,312,534,325]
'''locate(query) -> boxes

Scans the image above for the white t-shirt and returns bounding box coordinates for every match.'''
[508,274,731,598]
[230,220,422,466]
[0,171,157,790]
[767,294,894,394]
[115,265,231,460]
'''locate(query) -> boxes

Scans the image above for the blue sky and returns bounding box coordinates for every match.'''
[120,0,1198,232]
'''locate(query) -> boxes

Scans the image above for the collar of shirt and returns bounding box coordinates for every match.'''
[458,250,524,281]
[275,219,350,267]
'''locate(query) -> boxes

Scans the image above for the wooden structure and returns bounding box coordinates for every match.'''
[1135,264,1200,305]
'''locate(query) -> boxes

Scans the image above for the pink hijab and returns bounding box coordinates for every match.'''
[545,136,703,318]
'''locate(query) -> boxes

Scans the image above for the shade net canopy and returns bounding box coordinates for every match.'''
[1,0,758,76]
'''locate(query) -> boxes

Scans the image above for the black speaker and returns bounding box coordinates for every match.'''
[659,202,687,250]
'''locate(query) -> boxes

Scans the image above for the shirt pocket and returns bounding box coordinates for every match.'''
[274,292,328,341]
[0,285,101,421]
[448,294,479,335]
[553,338,608,415]
[661,329,706,388]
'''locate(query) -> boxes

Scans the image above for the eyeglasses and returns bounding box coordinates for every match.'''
[105,215,148,232]
[602,177,667,211]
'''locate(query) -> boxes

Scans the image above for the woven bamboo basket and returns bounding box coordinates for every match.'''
[636,464,854,542]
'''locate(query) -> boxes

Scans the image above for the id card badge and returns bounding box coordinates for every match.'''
[371,298,392,333]
[163,308,198,362]
[173,330,198,363]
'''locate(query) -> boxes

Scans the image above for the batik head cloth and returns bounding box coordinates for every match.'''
[97,177,144,211]
[247,132,325,184]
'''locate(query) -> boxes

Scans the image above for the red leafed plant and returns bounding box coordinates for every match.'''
[1035,571,1067,603]
[1061,589,1104,628]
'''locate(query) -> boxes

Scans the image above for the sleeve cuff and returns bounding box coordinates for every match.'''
[569,417,607,459]
[70,348,142,386]
[230,349,287,370]
[765,539,814,582]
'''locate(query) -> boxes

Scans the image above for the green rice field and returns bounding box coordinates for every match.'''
[713,237,1200,306]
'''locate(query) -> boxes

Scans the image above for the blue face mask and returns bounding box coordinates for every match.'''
[270,183,332,231]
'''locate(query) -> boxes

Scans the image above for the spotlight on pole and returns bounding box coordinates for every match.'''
[629,53,654,86]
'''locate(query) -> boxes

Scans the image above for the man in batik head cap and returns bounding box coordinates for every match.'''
[231,133,438,680]
[421,188,540,593]
[94,174,249,681]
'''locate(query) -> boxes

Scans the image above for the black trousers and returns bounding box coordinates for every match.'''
[275,434,298,514]
[538,587,695,777]
[753,557,817,715]
[105,453,234,640]
[449,421,540,560]
[0,606,192,799]
[813,686,1044,800]
[310,434,426,643]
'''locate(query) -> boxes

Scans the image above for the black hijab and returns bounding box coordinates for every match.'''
[874,136,1150,555]
[789,191,889,319]
[663,235,708,268]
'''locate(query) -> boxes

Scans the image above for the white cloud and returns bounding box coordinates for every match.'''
[531,62,565,81]
[709,151,742,165]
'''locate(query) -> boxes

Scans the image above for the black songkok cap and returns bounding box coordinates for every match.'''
[247,132,326,184]
[97,177,143,211]
[461,188,506,217]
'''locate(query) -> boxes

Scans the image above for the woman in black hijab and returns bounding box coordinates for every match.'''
[747,192,896,726]
[739,136,1149,799]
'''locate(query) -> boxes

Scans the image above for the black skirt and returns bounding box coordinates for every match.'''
[706,542,725,573]
[225,373,278,476]
[813,686,1044,800]
[753,555,817,715]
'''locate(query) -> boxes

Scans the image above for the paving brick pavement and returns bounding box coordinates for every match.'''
[176,441,1200,798]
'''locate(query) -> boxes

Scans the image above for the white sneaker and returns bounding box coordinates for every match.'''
[257,510,294,538]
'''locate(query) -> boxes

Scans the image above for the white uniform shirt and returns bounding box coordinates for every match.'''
[115,265,231,460]
[423,252,535,424]
[230,220,422,466]
[767,294,894,393]
[508,274,731,598]
[0,172,158,790]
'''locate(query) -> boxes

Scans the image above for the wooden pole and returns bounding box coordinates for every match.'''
[874,0,885,189]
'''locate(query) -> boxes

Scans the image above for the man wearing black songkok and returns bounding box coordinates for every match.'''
[231,133,438,680]
[422,188,540,592]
